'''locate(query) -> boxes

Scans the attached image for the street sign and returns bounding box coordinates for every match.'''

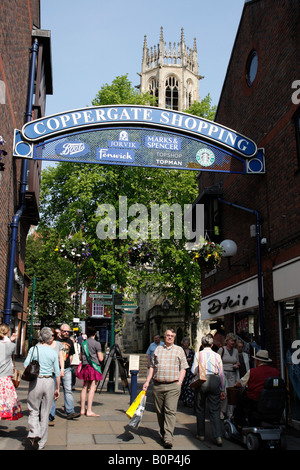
[90,293,112,299]
[115,305,138,310]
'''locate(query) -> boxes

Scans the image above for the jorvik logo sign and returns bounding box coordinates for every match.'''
[207,294,249,315]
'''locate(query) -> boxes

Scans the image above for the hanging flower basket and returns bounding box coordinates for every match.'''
[55,235,91,262]
[192,241,224,271]
[128,240,158,267]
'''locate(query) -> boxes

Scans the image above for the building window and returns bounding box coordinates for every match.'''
[246,50,258,87]
[149,78,159,106]
[165,76,179,110]
[92,302,104,317]
[186,79,193,109]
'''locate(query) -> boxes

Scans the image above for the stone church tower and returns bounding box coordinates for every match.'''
[139,27,203,111]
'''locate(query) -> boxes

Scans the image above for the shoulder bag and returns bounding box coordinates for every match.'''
[190,352,207,390]
[82,340,102,374]
[11,355,21,388]
[22,345,40,381]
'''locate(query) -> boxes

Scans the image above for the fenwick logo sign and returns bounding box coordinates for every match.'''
[95,196,204,250]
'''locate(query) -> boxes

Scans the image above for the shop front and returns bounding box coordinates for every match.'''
[201,276,262,365]
[273,257,300,427]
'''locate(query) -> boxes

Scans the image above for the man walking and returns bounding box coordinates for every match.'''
[146,334,164,368]
[58,324,80,419]
[143,328,188,449]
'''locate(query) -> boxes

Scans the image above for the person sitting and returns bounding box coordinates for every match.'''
[232,349,280,427]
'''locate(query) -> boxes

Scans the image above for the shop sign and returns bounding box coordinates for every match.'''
[201,276,260,320]
[207,295,249,315]
[13,106,265,174]
[20,105,257,158]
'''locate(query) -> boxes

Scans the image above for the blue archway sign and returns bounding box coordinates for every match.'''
[13,105,265,174]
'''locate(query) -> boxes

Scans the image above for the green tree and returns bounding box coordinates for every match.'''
[92,74,156,106]
[25,230,76,327]
[184,93,217,120]
[30,75,216,334]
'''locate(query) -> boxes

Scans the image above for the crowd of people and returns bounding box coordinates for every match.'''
[0,322,281,450]
[0,322,104,450]
[144,329,280,448]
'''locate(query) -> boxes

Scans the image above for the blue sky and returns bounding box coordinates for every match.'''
[41,0,245,117]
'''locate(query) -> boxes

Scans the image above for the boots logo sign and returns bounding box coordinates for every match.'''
[55,141,90,157]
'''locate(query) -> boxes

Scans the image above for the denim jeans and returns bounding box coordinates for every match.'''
[61,367,75,415]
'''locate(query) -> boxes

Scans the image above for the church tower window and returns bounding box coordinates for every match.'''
[165,76,179,110]
[149,78,159,106]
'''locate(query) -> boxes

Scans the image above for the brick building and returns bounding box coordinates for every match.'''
[0,1,52,354]
[197,0,300,426]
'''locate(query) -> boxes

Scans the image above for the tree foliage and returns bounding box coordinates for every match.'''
[92,74,156,106]
[26,75,216,330]
[25,230,75,327]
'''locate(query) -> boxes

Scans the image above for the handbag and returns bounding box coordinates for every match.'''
[22,345,40,381]
[190,353,206,390]
[11,356,21,388]
[75,362,83,379]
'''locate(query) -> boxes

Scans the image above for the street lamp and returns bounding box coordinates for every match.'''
[110,283,117,347]
[56,210,90,322]
[218,198,265,348]
[107,283,117,393]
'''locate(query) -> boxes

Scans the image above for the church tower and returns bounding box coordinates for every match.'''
[140,27,203,111]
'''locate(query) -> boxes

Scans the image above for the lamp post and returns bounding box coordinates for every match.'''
[218,198,265,348]
[56,211,90,323]
[107,283,117,393]
[110,283,117,347]
[74,258,80,318]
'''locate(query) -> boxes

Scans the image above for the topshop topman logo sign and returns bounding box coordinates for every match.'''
[20,105,258,159]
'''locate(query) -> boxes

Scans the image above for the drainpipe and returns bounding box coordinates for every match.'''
[3,39,39,325]
[218,198,265,349]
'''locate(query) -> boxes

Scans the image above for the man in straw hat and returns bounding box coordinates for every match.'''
[232,349,280,426]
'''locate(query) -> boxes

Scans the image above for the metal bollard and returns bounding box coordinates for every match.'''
[130,370,139,404]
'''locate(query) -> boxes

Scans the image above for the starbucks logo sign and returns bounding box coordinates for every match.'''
[196,148,215,167]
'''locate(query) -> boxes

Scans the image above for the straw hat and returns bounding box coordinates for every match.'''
[252,349,272,362]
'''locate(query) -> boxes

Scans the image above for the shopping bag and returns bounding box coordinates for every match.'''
[11,368,21,388]
[126,390,146,419]
[128,394,147,429]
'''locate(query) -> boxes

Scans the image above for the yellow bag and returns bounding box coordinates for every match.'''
[126,391,146,418]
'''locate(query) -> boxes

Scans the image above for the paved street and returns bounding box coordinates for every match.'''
[0,360,299,456]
